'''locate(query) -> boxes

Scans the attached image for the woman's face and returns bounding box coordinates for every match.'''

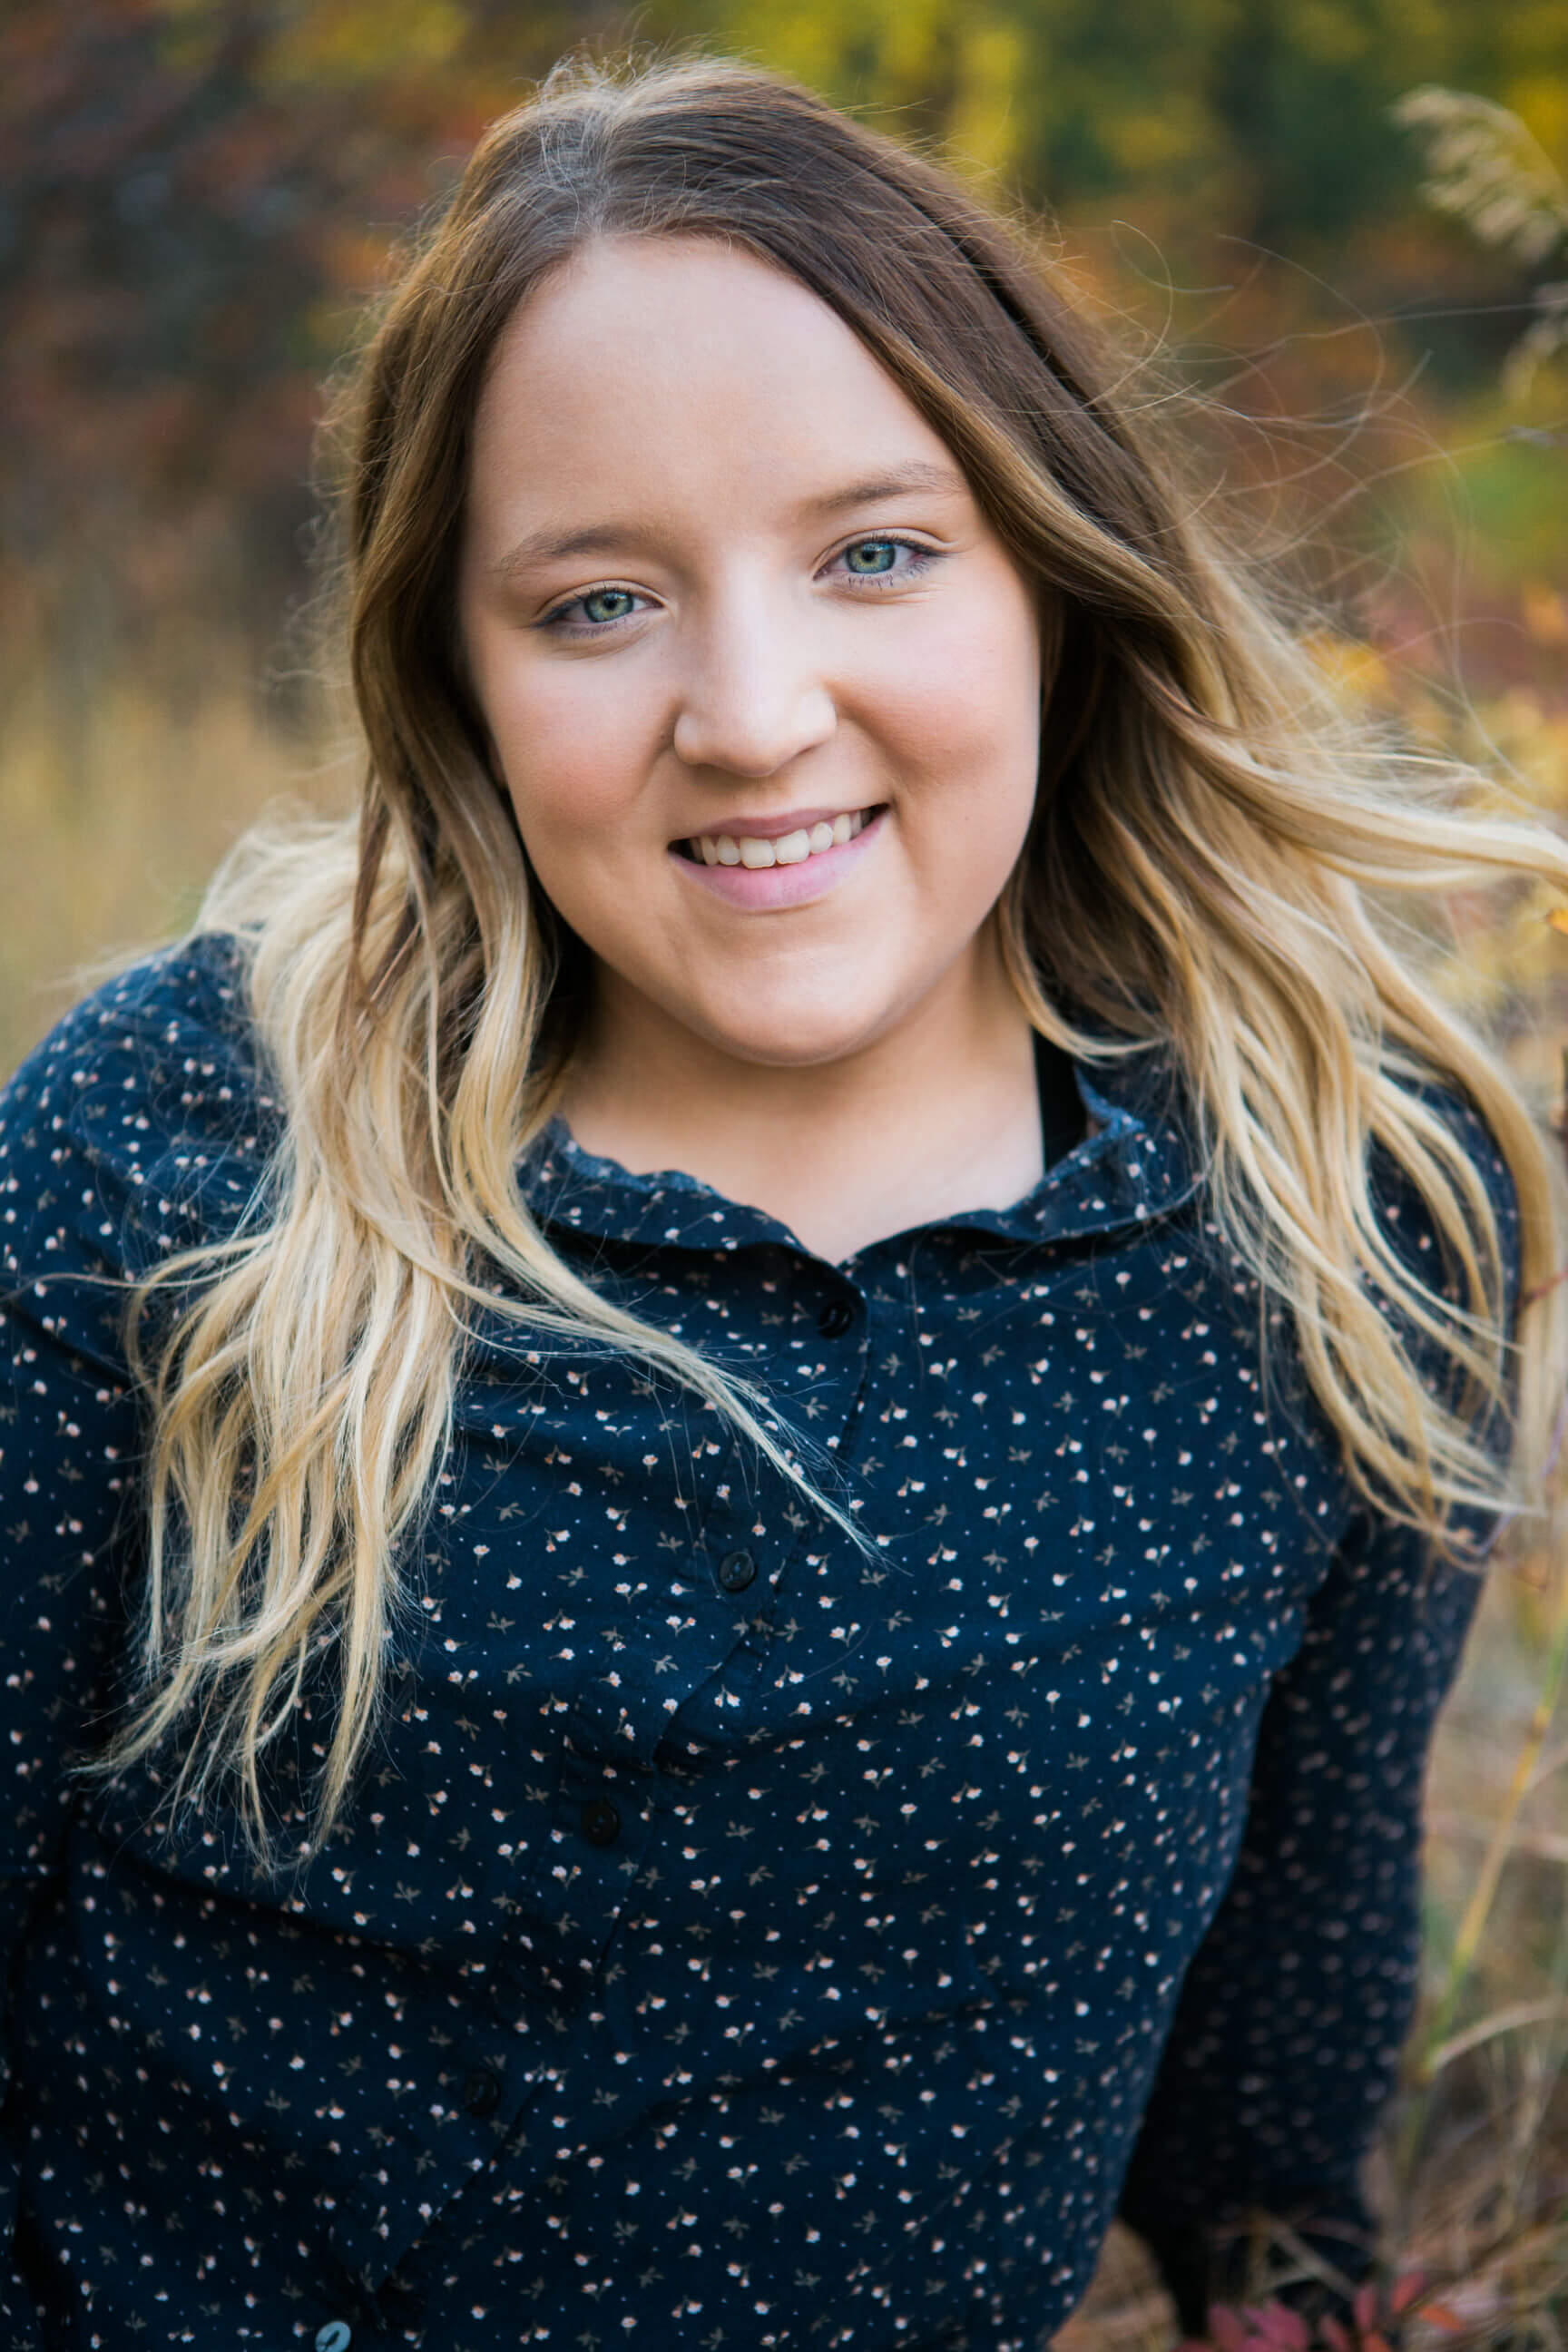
[457,234,1044,1074]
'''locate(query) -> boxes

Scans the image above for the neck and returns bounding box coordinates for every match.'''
[556,925,1049,1261]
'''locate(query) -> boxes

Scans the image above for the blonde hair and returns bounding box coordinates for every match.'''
[97,52,1568,1860]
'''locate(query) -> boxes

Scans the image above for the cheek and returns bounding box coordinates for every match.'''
[863,591,1041,799]
[470,628,662,838]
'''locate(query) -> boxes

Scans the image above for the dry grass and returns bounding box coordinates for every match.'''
[0,648,355,1078]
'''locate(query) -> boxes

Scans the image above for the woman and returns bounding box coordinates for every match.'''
[1,52,1564,2352]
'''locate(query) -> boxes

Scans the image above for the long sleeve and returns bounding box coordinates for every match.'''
[1115,1501,1488,2328]
[0,1268,140,2346]
[0,1087,148,2343]
[0,937,271,2343]
[1116,1092,1524,2332]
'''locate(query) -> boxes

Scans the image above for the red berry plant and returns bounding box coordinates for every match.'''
[1178,2269,1467,2352]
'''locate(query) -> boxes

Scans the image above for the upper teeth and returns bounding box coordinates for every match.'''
[692,809,873,867]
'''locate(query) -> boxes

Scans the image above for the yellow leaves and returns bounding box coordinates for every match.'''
[1432,683,1568,1010]
[1099,99,1212,178]
[1299,629,1396,708]
[1298,619,1568,1048]
[1521,579,1568,647]
[945,20,1033,181]
[721,0,932,113]
[877,0,957,95]
[717,4,847,106]
[1502,74,1568,175]
[718,0,1033,184]
[1463,688,1568,820]
[260,0,469,92]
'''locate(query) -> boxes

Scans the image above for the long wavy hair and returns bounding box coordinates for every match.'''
[96,51,1568,1859]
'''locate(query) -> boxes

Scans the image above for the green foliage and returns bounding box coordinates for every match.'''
[633,0,1568,252]
[1395,86,1568,393]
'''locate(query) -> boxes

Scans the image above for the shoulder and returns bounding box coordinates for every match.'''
[0,929,280,1292]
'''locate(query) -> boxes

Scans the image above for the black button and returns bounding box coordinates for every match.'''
[463,2065,502,2117]
[817,1298,855,1338]
[716,1548,757,1592]
[580,1796,622,1847]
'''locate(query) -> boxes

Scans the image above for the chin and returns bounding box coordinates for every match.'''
[692,1000,887,1070]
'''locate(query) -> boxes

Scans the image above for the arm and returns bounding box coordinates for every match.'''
[1117,1093,1524,2330]
[1,1162,141,2337]
[0,1272,139,2347]
[1116,1501,1487,2328]
[0,936,268,2338]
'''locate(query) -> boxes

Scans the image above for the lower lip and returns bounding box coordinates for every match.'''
[669,808,887,909]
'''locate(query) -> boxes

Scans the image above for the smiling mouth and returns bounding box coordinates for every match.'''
[674,805,885,867]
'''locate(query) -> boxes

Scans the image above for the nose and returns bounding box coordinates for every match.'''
[671,591,837,778]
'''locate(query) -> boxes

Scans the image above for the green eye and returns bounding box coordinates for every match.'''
[581,587,637,623]
[843,540,899,575]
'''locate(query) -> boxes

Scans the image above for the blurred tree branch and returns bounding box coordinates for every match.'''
[1393,87,1568,399]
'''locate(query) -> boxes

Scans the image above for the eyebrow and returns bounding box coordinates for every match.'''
[801,460,965,514]
[486,460,965,580]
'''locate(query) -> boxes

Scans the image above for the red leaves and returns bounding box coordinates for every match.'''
[1253,2303,1314,2351]
[1387,2275,1427,2319]
[1188,2270,1439,2352]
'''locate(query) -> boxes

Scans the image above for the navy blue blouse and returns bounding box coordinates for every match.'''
[0,932,1520,2351]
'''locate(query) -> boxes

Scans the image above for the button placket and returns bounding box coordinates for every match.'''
[514,1733,662,1995]
[534,1384,771,1757]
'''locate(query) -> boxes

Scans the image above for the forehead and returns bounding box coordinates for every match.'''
[465,234,962,526]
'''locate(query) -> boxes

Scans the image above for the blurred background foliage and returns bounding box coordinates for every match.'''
[3,0,1566,1080]
[2,3,1567,2331]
